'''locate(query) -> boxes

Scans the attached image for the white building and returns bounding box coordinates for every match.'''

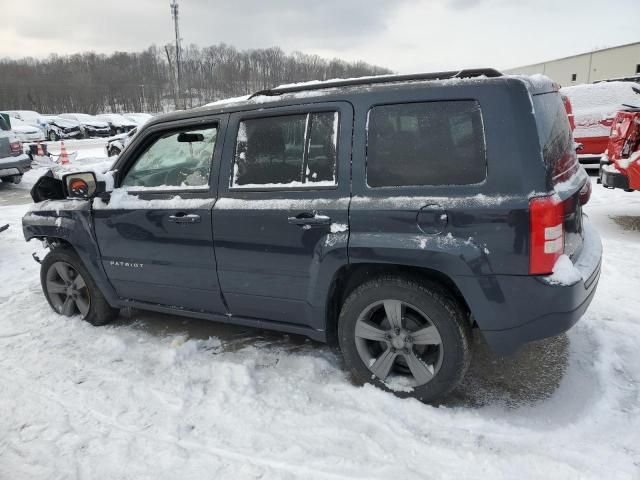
[504,41,640,86]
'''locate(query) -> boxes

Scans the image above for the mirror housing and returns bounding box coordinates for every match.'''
[62,171,103,199]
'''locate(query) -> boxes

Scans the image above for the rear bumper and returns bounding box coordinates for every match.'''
[0,153,31,177]
[459,218,602,355]
[601,167,631,191]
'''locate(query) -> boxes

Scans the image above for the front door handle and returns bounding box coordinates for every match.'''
[168,213,201,224]
[287,211,331,227]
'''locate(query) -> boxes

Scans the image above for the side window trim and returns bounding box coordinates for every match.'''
[229,110,340,191]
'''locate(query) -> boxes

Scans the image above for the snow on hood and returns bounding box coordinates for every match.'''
[48,118,79,128]
[83,120,110,128]
[561,82,640,136]
[12,125,39,134]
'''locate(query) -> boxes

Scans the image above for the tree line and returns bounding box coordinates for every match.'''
[0,44,391,114]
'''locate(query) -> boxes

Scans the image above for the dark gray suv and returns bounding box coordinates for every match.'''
[23,69,602,401]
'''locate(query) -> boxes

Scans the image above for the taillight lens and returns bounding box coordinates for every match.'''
[530,195,564,275]
[9,140,21,153]
[579,180,592,206]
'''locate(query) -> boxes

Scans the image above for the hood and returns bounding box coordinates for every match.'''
[108,118,137,127]
[12,125,40,134]
[50,118,79,128]
[83,120,110,128]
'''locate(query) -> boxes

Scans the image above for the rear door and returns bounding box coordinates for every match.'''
[213,102,352,330]
[93,115,228,313]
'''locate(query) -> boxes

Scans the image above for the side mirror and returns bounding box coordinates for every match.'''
[63,172,101,199]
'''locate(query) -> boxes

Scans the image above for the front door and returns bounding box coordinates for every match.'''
[213,102,353,330]
[93,116,228,313]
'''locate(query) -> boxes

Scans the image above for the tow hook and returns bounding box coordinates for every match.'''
[32,252,42,264]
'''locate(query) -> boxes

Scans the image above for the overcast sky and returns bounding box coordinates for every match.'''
[1,0,638,72]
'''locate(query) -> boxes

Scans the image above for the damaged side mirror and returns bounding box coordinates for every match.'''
[63,172,102,199]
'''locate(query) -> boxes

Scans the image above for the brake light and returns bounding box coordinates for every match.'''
[9,140,21,153]
[529,195,564,275]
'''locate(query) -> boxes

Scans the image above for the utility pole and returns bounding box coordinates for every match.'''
[139,84,146,112]
[170,0,182,109]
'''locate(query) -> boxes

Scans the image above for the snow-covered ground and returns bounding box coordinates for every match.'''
[1,145,639,478]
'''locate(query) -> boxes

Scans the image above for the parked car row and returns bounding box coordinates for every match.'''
[0,110,153,142]
[0,113,31,184]
[561,81,640,167]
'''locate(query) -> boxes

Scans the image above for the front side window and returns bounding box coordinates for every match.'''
[121,125,217,189]
[366,101,486,187]
[232,111,338,188]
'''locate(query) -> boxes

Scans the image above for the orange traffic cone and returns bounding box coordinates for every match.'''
[59,141,70,165]
[36,141,45,157]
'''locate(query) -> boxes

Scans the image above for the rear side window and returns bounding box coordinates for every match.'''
[232,112,338,188]
[532,92,577,184]
[366,101,486,187]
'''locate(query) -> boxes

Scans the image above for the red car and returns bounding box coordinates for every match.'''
[599,86,640,191]
[562,81,639,167]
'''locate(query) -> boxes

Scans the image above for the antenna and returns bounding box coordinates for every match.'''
[170,0,182,109]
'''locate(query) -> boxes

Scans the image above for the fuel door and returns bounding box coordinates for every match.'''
[416,204,448,234]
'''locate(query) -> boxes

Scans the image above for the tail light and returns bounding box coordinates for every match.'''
[529,195,564,275]
[9,140,21,153]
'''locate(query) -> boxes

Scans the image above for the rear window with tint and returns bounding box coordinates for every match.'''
[532,92,577,184]
[366,100,486,187]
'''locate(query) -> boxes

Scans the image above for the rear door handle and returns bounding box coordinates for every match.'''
[168,213,201,224]
[287,212,331,227]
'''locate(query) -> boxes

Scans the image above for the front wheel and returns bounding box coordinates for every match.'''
[49,130,59,141]
[41,248,118,326]
[338,276,471,402]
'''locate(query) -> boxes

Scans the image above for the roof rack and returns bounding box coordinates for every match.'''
[248,68,502,99]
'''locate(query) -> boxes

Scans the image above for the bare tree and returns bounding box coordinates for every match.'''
[0,43,392,113]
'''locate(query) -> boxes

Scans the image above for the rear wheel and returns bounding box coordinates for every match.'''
[338,276,471,402]
[41,248,118,326]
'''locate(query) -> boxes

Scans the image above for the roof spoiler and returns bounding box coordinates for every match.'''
[248,68,502,99]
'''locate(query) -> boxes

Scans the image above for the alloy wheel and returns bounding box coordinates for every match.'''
[45,261,91,317]
[354,299,444,387]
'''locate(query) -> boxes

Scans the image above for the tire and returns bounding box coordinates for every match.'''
[338,276,471,402]
[41,247,118,326]
[49,130,59,141]
[1,175,22,184]
[108,146,121,157]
